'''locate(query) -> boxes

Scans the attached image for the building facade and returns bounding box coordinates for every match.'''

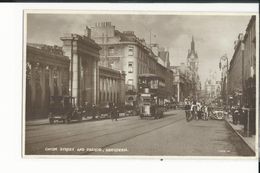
[150,44,170,68]
[99,66,126,104]
[26,44,70,119]
[228,16,256,108]
[243,16,256,108]
[91,22,173,104]
[60,33,101,106]
[26,39,126,119]
[228,33,244,106]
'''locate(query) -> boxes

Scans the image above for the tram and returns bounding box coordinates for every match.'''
[137,74,167,119]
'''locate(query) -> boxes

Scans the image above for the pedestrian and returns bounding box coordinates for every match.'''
[110,103,118,121]
[233,107,239,125]
[190,100,197,121]
[196,101,202,120]
[184,99,191,122]
[203,105,209,120]
[92,104,97,120]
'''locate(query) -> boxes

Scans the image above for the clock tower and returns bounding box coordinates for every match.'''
[187,36,199,73]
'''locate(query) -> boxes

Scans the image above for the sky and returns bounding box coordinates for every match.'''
[26,13,251,88]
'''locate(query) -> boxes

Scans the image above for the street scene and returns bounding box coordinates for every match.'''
[24,13,257,156]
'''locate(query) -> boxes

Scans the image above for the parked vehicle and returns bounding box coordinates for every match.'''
[210,107,227,120]
[165,102,177,110]
[95,102,112,119]
[177,102,186,110]
[48,96,83,124]
[124,104,139,116]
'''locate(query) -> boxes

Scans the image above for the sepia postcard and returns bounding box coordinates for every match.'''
[22,10,259,159]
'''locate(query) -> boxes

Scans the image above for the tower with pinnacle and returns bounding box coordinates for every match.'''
[187,36,199,73]
[186,36,201,99]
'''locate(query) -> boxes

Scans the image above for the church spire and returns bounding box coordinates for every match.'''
[191,36,195,51]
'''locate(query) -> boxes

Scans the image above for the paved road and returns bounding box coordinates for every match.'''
[25,110,254,156]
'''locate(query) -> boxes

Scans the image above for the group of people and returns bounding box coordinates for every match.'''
[230,105,243,125]
[184,98,212,122]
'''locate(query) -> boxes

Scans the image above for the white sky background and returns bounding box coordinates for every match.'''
[27,14,251,87]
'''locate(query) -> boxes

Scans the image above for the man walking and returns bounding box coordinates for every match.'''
[184,99,191,122]
[190,100,197,121]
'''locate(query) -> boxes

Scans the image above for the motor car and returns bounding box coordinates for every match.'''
[124,104,139,116]
[210,107,227,120]
[96,102,112,119]
[48,96,83,124]
[165,102,177,110]
[177,102,185,110]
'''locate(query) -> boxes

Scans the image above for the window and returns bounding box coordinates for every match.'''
[127,79,134,90]
[128,62,133,73]
[128,46,134,56]
[108,46,114,56]
[150,80,158,89]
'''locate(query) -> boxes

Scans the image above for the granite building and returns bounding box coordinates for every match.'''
[91,22,174,104]
[26,44,70,119]
[26,31,126,119]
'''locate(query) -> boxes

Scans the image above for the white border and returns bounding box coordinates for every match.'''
[1,3,258,173]
[22,9,259,160]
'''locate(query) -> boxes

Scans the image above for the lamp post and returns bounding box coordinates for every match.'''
[241,42,245,107]
[219,54,229,107]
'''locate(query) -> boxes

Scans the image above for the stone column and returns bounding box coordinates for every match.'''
[41,65,46,110]
[61,34,79,105]
[96,61,99,104]
[30,63,36,109]
[177,82,180,102]
[93,59,97,104]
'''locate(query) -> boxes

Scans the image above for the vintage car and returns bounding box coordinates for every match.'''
[165,102,177,110]
[177,102,186,110]
[95,102,112,119]
[210,107,227,120]
[48,96,83,124]
[124,104,139,116]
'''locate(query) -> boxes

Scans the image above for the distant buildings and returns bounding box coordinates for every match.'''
[170,63,192,102]
[204,71,221,104]
[169,37,201,102]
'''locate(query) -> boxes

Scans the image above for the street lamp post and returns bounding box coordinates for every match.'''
[241,42,245,107]
[219,54,229,107]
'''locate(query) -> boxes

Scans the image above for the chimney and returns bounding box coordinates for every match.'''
[84,26,91,38]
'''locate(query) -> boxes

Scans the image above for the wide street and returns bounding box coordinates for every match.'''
[25,110,254,156]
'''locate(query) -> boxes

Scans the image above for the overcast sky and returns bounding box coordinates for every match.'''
[27,13,251,87]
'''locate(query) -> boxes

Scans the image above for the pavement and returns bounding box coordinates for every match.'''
[225,115,256,154]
